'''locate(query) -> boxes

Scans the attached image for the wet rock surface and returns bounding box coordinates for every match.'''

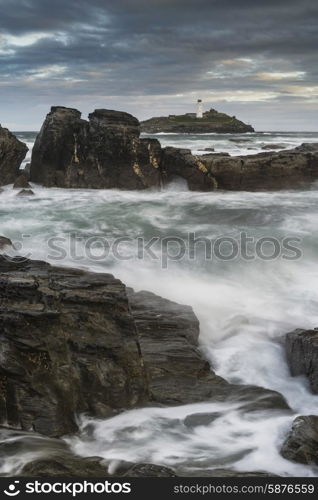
[161,143,318,191]
[285,328,318,393]
[29,106,318,192]
[30,107,161,189]
[0,256,148,437]
[0,126,28,186]
[281,416,318,465]
[128,289,289,410]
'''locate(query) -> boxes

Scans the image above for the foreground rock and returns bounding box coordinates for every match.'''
[285,329,318,393]
[30,107,161,189]
[128,289,289,410]
[141,108,254,133]
[0,256,289,440]
[281,416,318,465]
[0,256,147,437]
[0,126,28,186]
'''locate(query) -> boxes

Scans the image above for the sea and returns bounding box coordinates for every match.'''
[1,131,318,476]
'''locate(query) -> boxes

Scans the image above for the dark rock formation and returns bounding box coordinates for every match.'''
[0,126,28,186]
[21,455,176,477]
[29,106,318,192]
[0,255,289,440]
[30,107,161,189]
[21,455,110,477]
[0,237,14,250]
[281,416,318,465]
[161,148,218,191]
[128,289,289,410]
[0,256,148,437]
[161,143,318,191]
[141,108,254,133]
[285,329,318,393]
[16,189,34,197]
[13,174,31,189]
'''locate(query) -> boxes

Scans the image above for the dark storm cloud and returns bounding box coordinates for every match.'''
[0,0,317,129]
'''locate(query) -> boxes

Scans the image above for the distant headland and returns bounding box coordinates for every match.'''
[141,100,254,134]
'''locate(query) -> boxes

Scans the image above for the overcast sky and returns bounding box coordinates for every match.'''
[0,0,317,130]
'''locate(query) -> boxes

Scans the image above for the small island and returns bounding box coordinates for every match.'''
[141,104,254,134]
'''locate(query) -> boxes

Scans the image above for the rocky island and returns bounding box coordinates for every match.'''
[141,108,254,134]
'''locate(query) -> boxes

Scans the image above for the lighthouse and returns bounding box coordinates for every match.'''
[196,99,203,119]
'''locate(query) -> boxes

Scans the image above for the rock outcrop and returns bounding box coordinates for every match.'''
[0,126,28,186]
[0,256,289,440]
[141,108,254,133]
[285,329,318,393]
[281,416,318,465]
[128,289,289,410]
[0,256,148,437]
[13,174,31,189]
[161,143,318,191]
[29,106,318,192]
[30,107,161,189]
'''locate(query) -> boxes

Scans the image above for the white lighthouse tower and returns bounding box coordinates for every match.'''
[196,99,203,118]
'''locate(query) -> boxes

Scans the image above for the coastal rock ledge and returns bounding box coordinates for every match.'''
[0,255,288,439]
[28,106,318,191]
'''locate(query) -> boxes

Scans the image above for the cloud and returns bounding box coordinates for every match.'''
[0,0,317,129]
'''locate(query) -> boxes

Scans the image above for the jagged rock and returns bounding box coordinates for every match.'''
[0,126,28,186]
[0,237,14,250]
[16,189,34,196]
[0,256,148,437]
[30,106,161,189]
[21,455,176,477]
[13,175,31,189]
[20,454,110,477]
[285,329,318,393]
[161,143,318,191]
[0,257,289,440]
[128,289,289,410]
[141,108,254,133]
[161,148,218,191]
[281,416,318,465]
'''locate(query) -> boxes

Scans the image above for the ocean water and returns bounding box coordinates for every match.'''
[1,132,318,476]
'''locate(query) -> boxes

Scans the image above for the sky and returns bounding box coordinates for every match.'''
[0,0,317,131]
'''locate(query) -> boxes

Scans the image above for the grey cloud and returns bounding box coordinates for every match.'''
[0,0,317,130]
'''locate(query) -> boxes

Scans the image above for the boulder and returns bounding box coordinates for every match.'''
[128,289,289,410]
[0,236,14,250]
[16,189,35,197]
[0,126,28,186]
[281,416,318,465]
[0,256,148,437]
[30,107,161,189]
[13,174,31,189]
[285,329,318,393]
[21,454,110,477]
